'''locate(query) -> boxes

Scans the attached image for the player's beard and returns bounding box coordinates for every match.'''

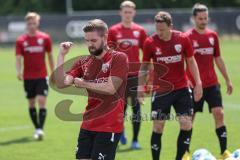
[88,41,105,56]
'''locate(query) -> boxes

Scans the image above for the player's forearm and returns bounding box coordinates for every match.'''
[16,58,22,75]
[55,54,67,88]
[187,57,202,85]
[138,63,149,87]
[82,81,116,95]
[48,53,55,73]
[215,57,230,82]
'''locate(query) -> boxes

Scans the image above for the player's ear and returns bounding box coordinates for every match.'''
[191,16,195,24]
[104,33,108,39]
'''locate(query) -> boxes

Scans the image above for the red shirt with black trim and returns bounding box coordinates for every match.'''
[67,51,128,133]
[108,23,147,76]
[185,28,220,88]
[142,30,194,91]
[15,31,52,80]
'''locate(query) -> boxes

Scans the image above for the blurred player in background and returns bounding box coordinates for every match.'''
[15,12,54,140]
[56,19,128,160]
[138,11,202,160]
[108,0,147,149]
[185,3,233,159]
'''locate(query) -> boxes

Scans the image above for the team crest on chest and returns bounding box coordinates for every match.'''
[116,33,122,38]
[101,63,110,73]
[155,47,162,55]
[209,37,214,46]
[23,41,28,47]
[37,38,44,45]
[133,30,140,38]
[174,44,182,53]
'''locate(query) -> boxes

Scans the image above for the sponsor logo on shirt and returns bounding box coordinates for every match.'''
[194,47,214,55]
[174,44,182,53]
[157,55,182,64]
[117,39,139,46]
[24,46,44,53]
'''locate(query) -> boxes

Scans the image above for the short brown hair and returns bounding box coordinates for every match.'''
[192,3,208,16]
[83,19,108,36]
[25,12,40,21]
[154,11,172,26]
[120,1,136,9]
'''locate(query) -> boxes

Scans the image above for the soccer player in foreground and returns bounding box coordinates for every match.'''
[15,12,54,140]
[108,0,147,149]
[55,19,128,160]
[138,11,203,160]
[185,3,233,159]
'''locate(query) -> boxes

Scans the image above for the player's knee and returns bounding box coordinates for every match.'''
[179,117,192,130]
[212,108,224,127]
[153,121,164,133]
[28,98,36,107]
[37,96,46,108]
[212,107,224,121]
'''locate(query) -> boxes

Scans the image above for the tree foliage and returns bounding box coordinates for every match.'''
[0,0,239,15]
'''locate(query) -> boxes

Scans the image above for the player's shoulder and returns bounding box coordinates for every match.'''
[206,28,219,37]
[112,50,128,61]
[172,30,185,37]
[37,31,51,39]
[146,33,157,42]
[132,22,145,31]
[16,34,27,42]
[184,28,195,36]
[109,23,121,31]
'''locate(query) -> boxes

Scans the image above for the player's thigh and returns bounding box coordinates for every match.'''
[91,132,121,160]
[24,79,37,99]
[35,78,49,97]
[173,88,194,125]
[205,85,223,112]
[151,92,173,121]
[76,129,95,160]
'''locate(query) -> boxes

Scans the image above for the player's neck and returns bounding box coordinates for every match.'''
[95,46,109,59]
[27,30,38,37]
[195,27,206,34]
[159,30,172,41]
[121,21,133,28]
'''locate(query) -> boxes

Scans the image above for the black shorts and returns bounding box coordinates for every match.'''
[24,78,49,99]
[193,85,223,113]
[151,88,194,120]
[76,129,121,160]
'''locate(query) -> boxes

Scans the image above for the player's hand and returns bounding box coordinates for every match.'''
[137,86,145,105]
[226,80,233,95]
[17,72,23,81]
[194,83,203,102]
[59,42,73,56]
[64,75,74,86]
[73,78,85,88]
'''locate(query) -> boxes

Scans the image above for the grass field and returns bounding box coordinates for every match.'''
[0,39,239,160]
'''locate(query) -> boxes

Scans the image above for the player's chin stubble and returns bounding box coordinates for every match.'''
[89,42,106,56]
